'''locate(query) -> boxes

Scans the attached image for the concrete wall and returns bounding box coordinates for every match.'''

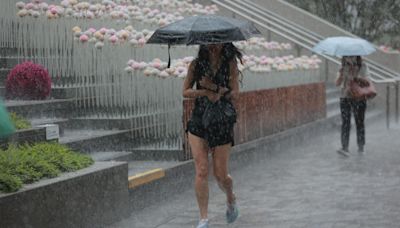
[0,162,129,228]
[182,82,326,159]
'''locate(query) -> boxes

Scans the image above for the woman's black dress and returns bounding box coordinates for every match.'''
[186,60,236,148]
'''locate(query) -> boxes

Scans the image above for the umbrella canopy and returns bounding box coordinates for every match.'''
[312,36,376,57]
[147,15,261,45]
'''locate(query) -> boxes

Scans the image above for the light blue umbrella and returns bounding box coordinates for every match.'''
[312,36,376,57]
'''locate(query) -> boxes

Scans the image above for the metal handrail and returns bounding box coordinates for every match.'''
[241,0,400,79]
[212,0,400,127]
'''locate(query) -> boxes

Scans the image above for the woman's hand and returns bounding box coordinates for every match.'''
[205,90,222,103]
[199,77,218,92]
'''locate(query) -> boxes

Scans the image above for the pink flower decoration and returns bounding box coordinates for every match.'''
[152,61,162,69]
[138,38,146,46]
[99,28,108,35]
[139,62,147,69]
[132,62,141,70]
[16,2,25,10]
[50,8,58,15]
[159,71,169,78]
[25,3,34,10]
[88,28,97,34]
[79,34,89,42]
[109,35,118,44]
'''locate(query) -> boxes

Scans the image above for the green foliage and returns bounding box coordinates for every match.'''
[0,143,94,193]
[0,173,22,193]
[9,112,31,130]
[286,0,400,48]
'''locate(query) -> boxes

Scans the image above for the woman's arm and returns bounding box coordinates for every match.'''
[225,60,240,102]
[359,63,371,78]
[182,61,221,102]
[335,68,344,87]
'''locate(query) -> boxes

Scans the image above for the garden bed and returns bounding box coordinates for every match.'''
[0,161,129,228]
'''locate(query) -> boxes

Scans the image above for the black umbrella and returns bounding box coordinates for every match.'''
[146,15,261,66]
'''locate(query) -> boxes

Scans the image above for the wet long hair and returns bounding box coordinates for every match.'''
[341,56,362,69]
[193,42,243,82]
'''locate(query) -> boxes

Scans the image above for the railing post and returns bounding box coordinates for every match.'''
[386,84,390,129]
[324,59,329,82]
[396,81,399,124]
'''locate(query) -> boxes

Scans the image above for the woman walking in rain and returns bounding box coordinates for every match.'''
[336,56,370,155]
[182,43,241,228]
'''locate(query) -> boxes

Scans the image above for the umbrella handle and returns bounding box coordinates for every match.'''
[167,44,171,68]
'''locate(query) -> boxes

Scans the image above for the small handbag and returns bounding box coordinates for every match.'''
[202,99,237,128]
[349,77,377,100]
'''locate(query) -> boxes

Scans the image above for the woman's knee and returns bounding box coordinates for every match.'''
[196,164,209,180]
[214,172,230,183]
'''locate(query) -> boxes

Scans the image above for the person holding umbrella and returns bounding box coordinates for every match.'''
[312,36,376,155]
[183,42,241,228]
[147,15,261,228]
[336,56,370,154]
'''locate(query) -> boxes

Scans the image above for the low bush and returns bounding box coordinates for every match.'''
[6,61,51,100]
[0,143,94,193]
[9,112,31,130]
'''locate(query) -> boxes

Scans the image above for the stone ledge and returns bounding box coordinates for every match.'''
[0,127,47,146]
[0,161,129,228]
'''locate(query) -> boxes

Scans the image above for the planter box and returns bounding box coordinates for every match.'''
[0,162,129,228]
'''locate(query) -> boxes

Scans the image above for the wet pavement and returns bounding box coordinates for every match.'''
[111,120,400,228]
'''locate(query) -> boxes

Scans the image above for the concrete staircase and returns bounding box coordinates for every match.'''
[0,48,183,180]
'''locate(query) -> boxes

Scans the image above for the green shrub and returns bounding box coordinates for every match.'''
[9,112,31,130]
[0,173,22,193]
[0,143,94,193]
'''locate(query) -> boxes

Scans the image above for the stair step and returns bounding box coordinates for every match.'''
[4,98,76,119]
[69,112,172,130]
[60,129,132,153]
[59,129,127,144]
[90,151,133,162]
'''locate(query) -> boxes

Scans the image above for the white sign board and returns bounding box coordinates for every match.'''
[38,124,60,140]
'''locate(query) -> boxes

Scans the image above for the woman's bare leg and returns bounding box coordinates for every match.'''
[189,133,210,220]
[212,144,235,204]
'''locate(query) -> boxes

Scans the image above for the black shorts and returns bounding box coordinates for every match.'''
[186,116,234,148]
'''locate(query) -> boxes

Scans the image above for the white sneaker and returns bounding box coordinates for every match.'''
[337,148,349,156]
[197,219,209,228]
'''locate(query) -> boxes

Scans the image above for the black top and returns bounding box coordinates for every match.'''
[192,59,232,117]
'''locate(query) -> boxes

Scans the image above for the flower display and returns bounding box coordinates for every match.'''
[16,0,218,26]
[73,26,154,48]
[73,27,294,55]
[125,55,321,79]
[379,45,400,54]
[241,55,321,72]
[6,61,52,100]
[234,37,292,51]
[126,57,194,78]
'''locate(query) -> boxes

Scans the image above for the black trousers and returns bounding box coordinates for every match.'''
[340,98,367,149]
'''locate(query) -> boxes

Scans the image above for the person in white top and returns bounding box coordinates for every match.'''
[335,56,369,155]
